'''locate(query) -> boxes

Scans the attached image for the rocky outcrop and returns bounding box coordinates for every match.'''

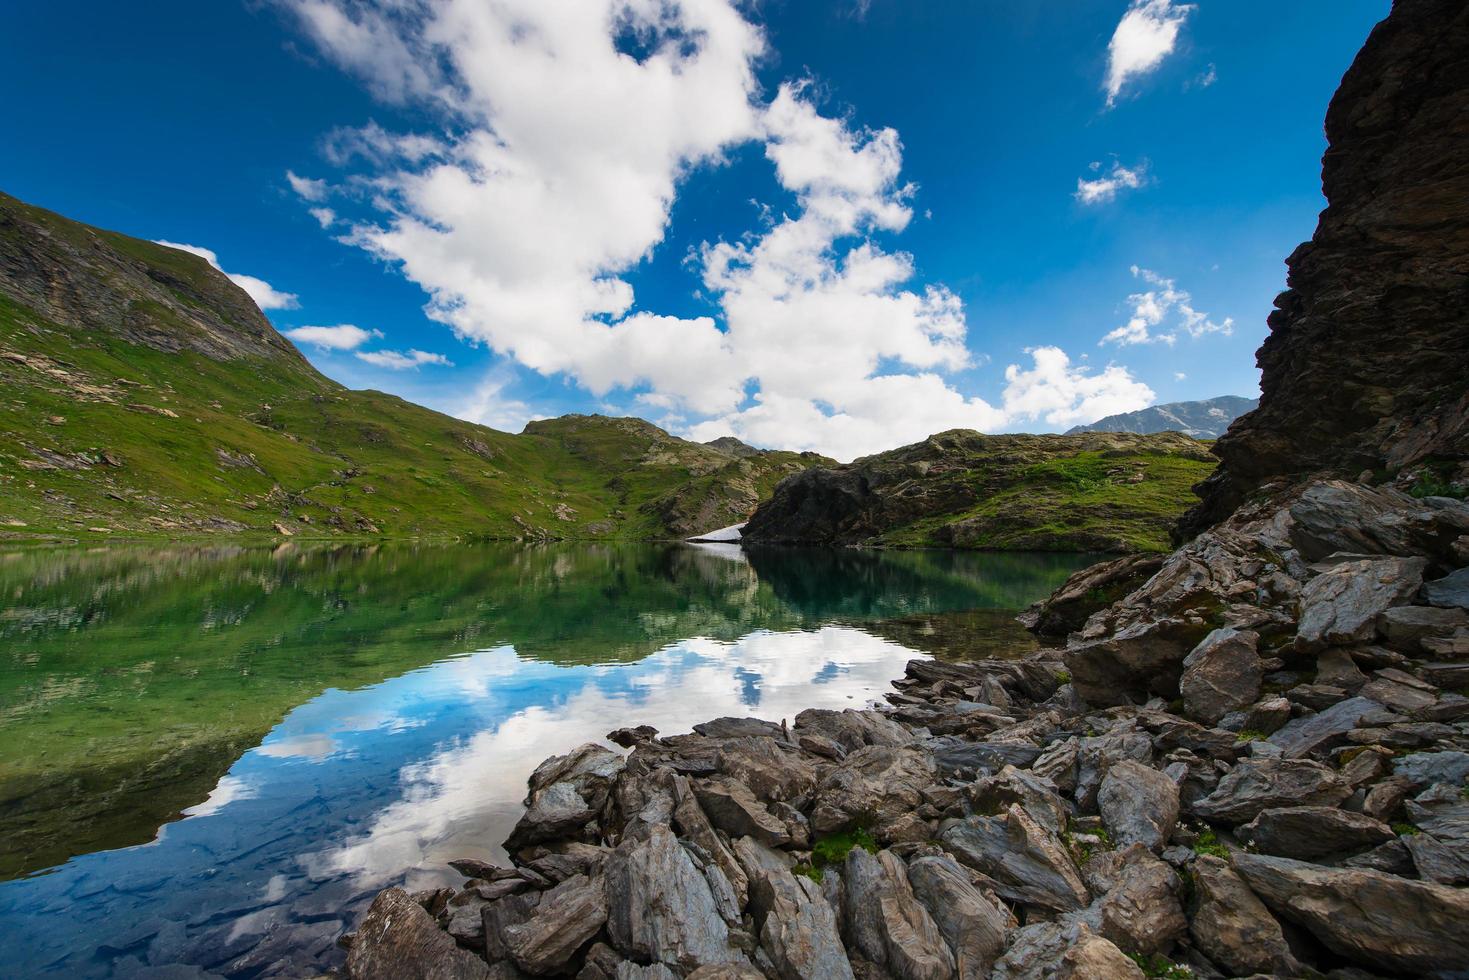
[1065,395,1258,440]
[742,430,1216,553]
[1181,0,1469,534]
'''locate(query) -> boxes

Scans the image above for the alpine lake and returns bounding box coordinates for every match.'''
[0,541,1096,978]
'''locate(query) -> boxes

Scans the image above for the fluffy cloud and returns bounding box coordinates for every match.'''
[1075,160,1149,205]
[286,170,329,202]
[1102,266,1232,346]
[356,348,452,370]
[1104,0,1194,107]
[284,323,381,350]
[154,240,300,310]
[1001,346,1155,428]
[281,0,1157,460]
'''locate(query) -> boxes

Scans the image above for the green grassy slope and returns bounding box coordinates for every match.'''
[0,192,826,541]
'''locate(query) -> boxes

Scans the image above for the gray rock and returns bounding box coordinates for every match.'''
[731,837,854,980]
[1342,838,1417,876]
[1360,668,1440,714]
[670,774,749,908]
[1394,751,1469,789]
[1422,567,1469,610]
[1062,618,1201,707]
[506,744,623,850]
[1179,627,1263,724]
[791,708,911,753]
[1098,760,1180,852]
[346,888,493,980]
[693,778,790,848]
[501,874,607,975]
[927,737,1042,777]
[1287,482,1469,566]
[970,765,1070,836]
[604,824,749,972]
[1188,854,1296,977]
[938,804,1090,911]
[906,855,1012,980]
[1074,730,1155,811]
[1192,758,1351,824]
[1404,831,1469,885]
[841,848,955,980]
[693,717,785,739]
[1233,852,1469,975]
[1237,806,1395,860]
[1377,605,1469,654]
[1297,557,1426,648]
[991,922,1142,980]
[1071,845,1185,956]
[1266,696,1378,759]
[809,745,935,836]
[714,738,817,803]
[1316,648,1369,692]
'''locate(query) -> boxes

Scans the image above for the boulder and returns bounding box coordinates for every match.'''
[693,717,785,740]
[346,888,493,980]
[1062,619,1203,707]
[1233,853,1469,975]
[906,855,1012,980]
[670,775,749,908]
[1287,484,1469,567]
[841,848,955,980]
[1378,605,1469,654]
[791,708,912,753]
[1097,760,1179,852]
[1179,628,1262,724]
[506,744,623,850]
[715,738,817,803]
[970,765,1070,836]
[693,778,790,848]
[1422,566,1469,609]
[1315,648,1369,692]
[1296,557,1426,648]
[1266,696,1378,759]
[1072,845,1185,956]
[732,837,854,980]
[1237,806,1395,860]
[809,745,935,836]
[991,922,1142,980]
[1359,667,1441,714]
[927,737,1042,777]
[1056,930,1146,980]
[1192,758,1351,824]
[1020,553,1166,638]
[501,874,607,975]
[1188,855,1296,977]
[938,804,1090,911]
[604,824,749,972]
[1394,751,1469,789]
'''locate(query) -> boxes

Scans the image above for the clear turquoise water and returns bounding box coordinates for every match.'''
[0,541,1091,978]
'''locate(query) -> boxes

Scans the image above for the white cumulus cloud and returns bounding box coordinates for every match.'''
[284,323,382,350]
[1104,0,1194,108]
[356,348,452,370]
[1076,159,1149,205]
[280,0,1158,460]
[154,240,300,310]
[1001,347,1155,428]
[1102,266,1233,346]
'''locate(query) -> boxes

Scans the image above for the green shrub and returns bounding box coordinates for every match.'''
[811,829,879,868]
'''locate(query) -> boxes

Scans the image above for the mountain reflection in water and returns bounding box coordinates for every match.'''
[0,541,1092,978]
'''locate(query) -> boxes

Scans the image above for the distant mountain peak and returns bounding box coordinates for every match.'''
[1065,396,1258,440]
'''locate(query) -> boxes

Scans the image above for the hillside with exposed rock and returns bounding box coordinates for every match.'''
[742,429,1218,554]
[0,192,827,541]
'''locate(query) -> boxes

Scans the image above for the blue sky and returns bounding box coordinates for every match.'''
[1,0,1388,459]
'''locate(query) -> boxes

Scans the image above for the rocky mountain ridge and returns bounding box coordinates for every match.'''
[1064,396,1258,441]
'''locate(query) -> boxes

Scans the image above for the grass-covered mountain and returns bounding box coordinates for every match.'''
[0,191,828,541]
[1064,395,1258,439]
[742,429,1219,553]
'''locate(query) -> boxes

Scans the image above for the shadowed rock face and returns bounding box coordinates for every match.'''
[1182,0,1469,536]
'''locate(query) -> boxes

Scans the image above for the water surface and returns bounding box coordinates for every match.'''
[0,541,1091,978]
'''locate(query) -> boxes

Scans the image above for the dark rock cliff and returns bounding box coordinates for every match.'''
[1182,0,1469,536]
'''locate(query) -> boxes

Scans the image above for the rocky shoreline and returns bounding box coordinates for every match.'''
[340,476,1469,980]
